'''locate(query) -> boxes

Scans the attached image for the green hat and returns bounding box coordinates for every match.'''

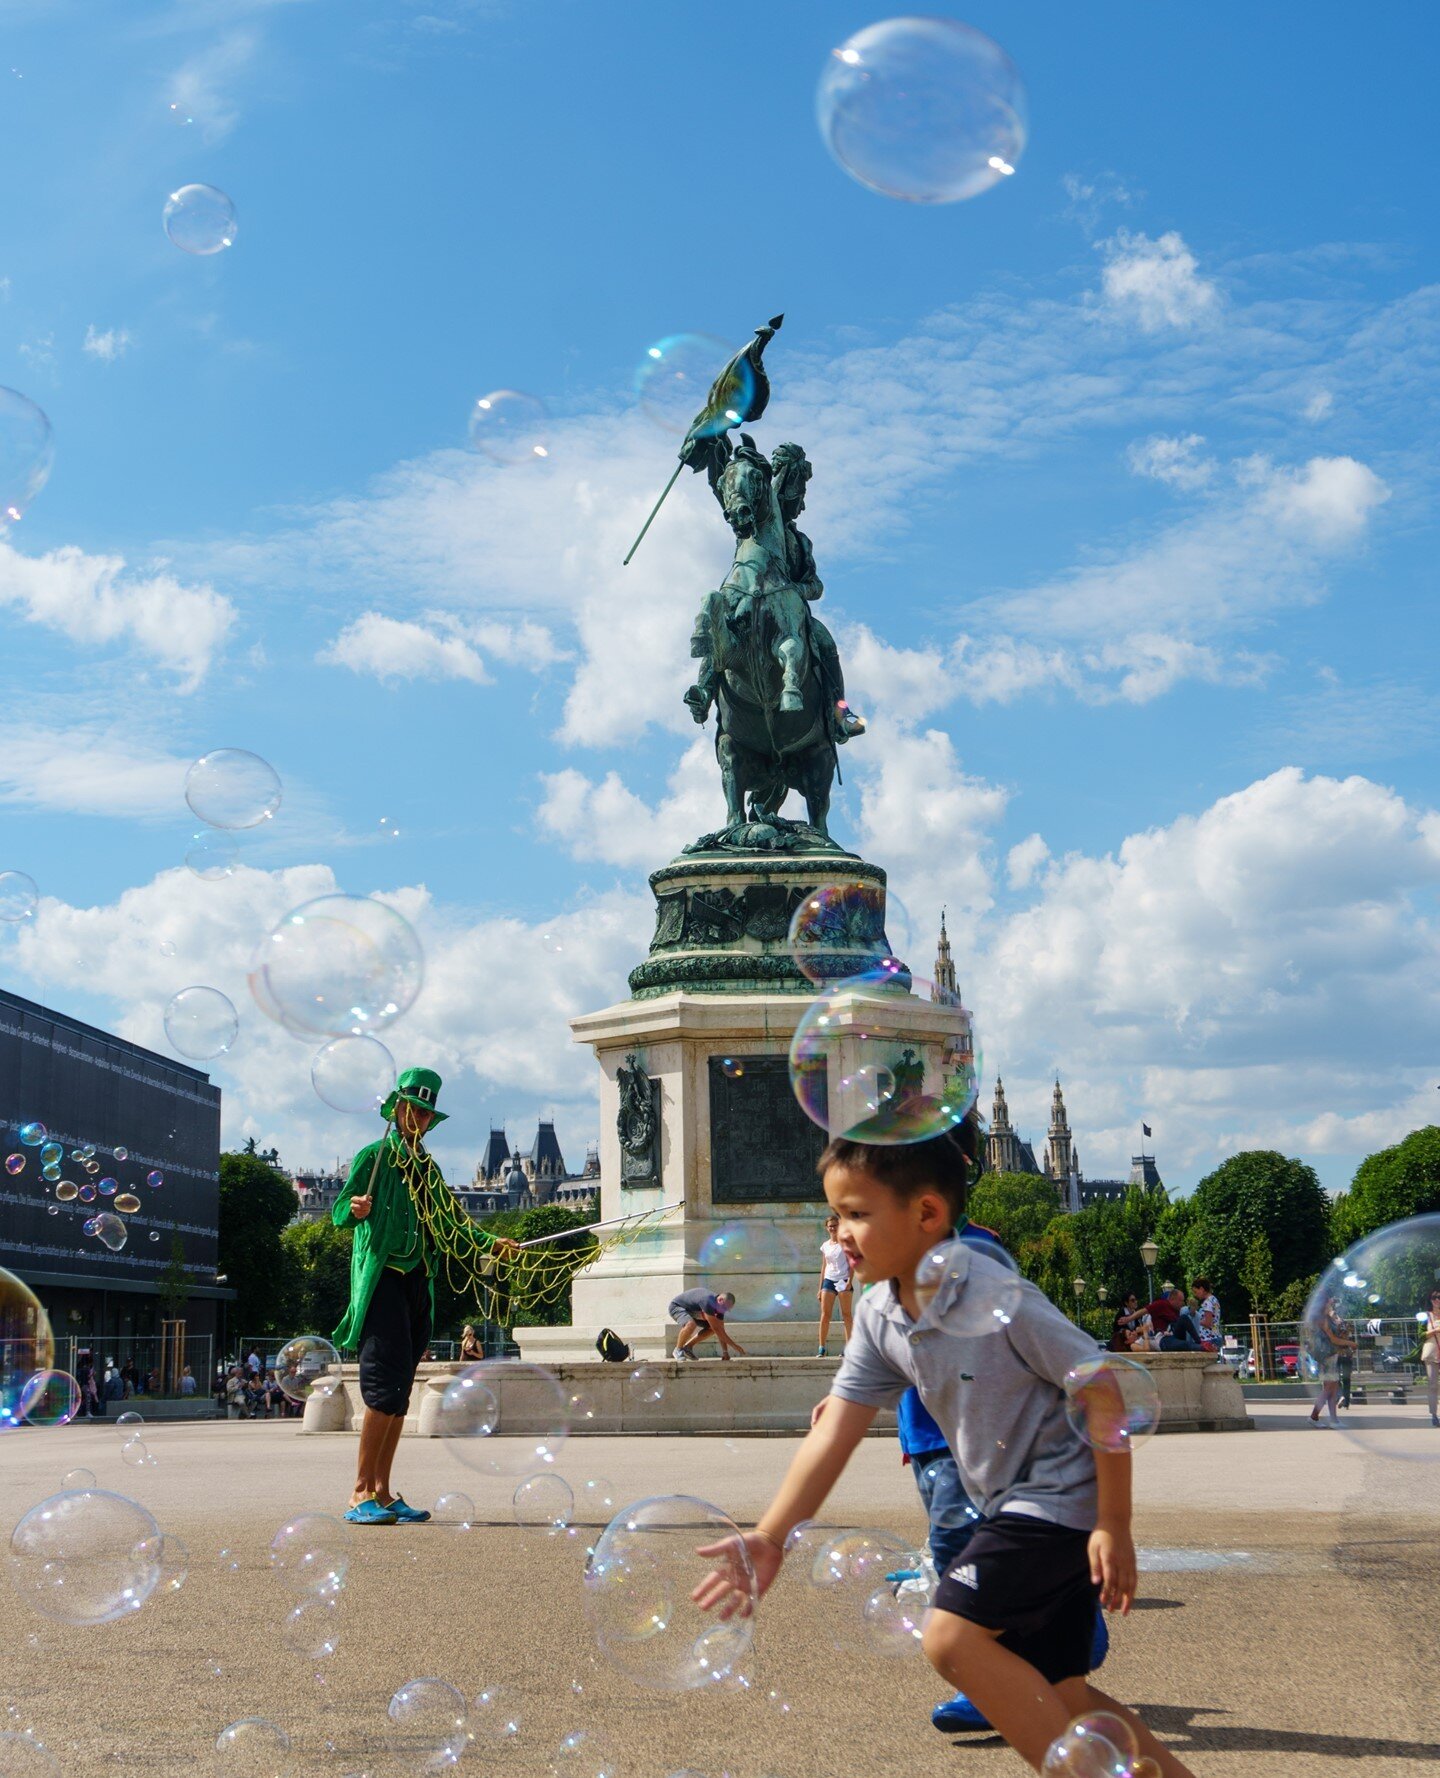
[381,1066,448,1125]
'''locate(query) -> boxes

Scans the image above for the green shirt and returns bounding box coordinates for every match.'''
[330,1130,436,1349]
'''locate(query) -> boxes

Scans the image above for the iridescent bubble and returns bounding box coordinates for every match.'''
[787,878,909,985]
[1041,1723,1131,1777]
[163,986,238,1060]
[40,1164,59,1183]
[213,1718,289,1776]
[184,831,237,881]
[148,1231,160,1243]
[146,1170,164,1189]
[268,1513,352,1596]
[82,1217,98,1236]
[387,1678,470,1769]
[158,939,177,957]
[635,334,751,436]
[163,183,237,255]
[112,1145,128,1162]
[0,1729,59,1777]
[789,968,980,1145]
[72,1144,95,1162]
[283,1596,339,1660]
[470,1685,521,1744]
[1304,1212,1440,1462]
[113,1193,141,1215]
[0,1266,54,1429]
[310,1034,396,1114]
[1063,1355,1162,1453]
[552,1727,619,1778]
[83,1159,99,1174]
[60,1468,95,1490]
[432,1492,475,1530]
[4,1155,23,1176]
[1069,1712,1140,1762]
[467,389,549,463]
[45,1205,57,1216]
[249,894,424,1039]
[914,1234,1022,1338]
[17,1124,45,1147]
[718,1057,745,1080]
[7,1488,161,1624]
[184,749,282,830]
[628,1363,665,1405]
[0,390,53,523]
[76,1183,96,1204]
[90,1213,126,1253]
[18,1371,79,1428]
[584,1495,754,1692]
[437,1360,570,1477]
[809,1526,924,1659]
[817,18,1027,204]
[514,1471,574,1537]
[272,1334,340,1405]
[697,1220,802,1321]
[38,1143,62,1168]
[97,1177,117,1196]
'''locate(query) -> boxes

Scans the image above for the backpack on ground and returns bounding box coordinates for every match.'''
[595,1328,631,1363]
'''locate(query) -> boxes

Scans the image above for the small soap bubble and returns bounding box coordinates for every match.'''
[38,1142,62,1167]
[0,390,53,523]
[184,831,237,881]
[4,1154,23,1175]
[283,1596,339,1660]
[133,1533,188,1595]
[97,1177,117,1196]
[862,1583,926,1657]
[213,1718,289,1775]
[54,1181,77,1202]
[91,1212,127,1252]
[18,1123,46,1146]
[514,1470,575,1536]
[272,1334,340,1405]
[45,1205,57,1216]
[184,749,281,829]
[635,333,751,435]
[19,1370,80,1427]
[41,1163,60,1183]
[1070,1712,1140,1761]
[120,1436,154,1467]
[817,18,1027,204]
[568,1389,596,1423]
[628,1363,665,1404]
[158,939,177,958]
[164,986,238,1060]
[113,1193,141,1214]
[112,1145,128,1162]
[216,1546,242,1576]
[163,182,237,255]
[1041,1723,1130,1777]
[82,1217,98,1236]
[468,389,549,463]
[387,1678,470,1768]
[8,1487,162,1624]
[471,1686,521,1744]
[148,1230,160,1242]
[249,894,424,1039]
[1063,1355,1162,1453]
[310,1034,396,1114]
[433,1491,475,1529]
[580,1477,616,1516]
[551,1727,619,1778]
[77,1183,96,1204]
[437,1359,570,1476]
[61,1472,98,1497]
[268,1512,352,1596]
[146,1170,164,1189]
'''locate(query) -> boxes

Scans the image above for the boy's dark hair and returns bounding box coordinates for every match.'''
[817,1112,981,1223]
[1191,1276,1211,1292]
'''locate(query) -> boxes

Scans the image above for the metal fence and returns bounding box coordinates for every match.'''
[1217,1317,1430,1383]
[59,1331,213,1401]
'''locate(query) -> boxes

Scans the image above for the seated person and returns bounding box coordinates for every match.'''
[1144,1285,1203,1351]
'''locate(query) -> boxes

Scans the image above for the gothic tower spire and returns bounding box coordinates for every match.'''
[933,906,959,1006]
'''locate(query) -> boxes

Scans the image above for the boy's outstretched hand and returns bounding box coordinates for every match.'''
[692,1531,784,1620]
[1088,1523,1136,1615]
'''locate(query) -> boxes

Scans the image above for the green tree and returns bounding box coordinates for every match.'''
[1180,1150,1330,1318]
[279,1217,354,1337]
[218,1149,300,1336]
[1331,1126,1440,1252]
[157,1235,191,1323]
[1238,1231,1274,1315]
[969,1173,1063,1251]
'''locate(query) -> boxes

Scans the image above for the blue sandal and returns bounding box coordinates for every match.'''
[344,1498,398,1525]
[385,1496,431,1524]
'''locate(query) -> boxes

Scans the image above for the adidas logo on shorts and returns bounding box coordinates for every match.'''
[949,1562,979,1590]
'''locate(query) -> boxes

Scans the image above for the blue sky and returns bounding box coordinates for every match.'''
[1,0,1437,1195]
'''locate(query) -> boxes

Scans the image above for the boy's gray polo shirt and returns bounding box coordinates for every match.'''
[830,1244,1102,1531]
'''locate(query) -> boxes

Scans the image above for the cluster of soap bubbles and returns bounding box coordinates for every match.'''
[786,1522,929,1660]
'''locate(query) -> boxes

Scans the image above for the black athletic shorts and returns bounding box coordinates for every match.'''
[932,1513,1098,1685]
[358,1265,432,1417]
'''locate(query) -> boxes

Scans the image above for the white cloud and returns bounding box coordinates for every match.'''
[1304,389,1334,422]
[82,325,133,363]
[319,612,491,685]
[166,28,259,142]
[1006,833,1050,890]
[0,726,184,819]
[0,541,235,690]
[1061,170,1137,237]
[1126,432,1215,489]
[537,737,723,870]
[1100,229,1220,332]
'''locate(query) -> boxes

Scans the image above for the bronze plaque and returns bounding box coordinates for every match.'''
[709,1055,828,1204]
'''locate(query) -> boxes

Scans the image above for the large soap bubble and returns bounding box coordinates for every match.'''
[88,1212,127,1253]
[697,1221,803,1320]
[1304,1212,1440,1461]
[164,986,239,1060]
[163,182,237,254]
[0,870,39,920]
[8,1488,162,1625]
[19,1371,79,1428]
[437,1360,570,1477]
[0,389,54,522]
[249,894,424,1038]
[817,18,1027,204]
[583,1495,755,1692]
[468,389,549,463]
[634,334,750,435]
[0,1265,54,1430]
[184,749,282,829]
[310,1034,395,1114]
[789,968,980,1144]
[387,1679,470,1769]
[268,1513,352,1596]
[1042,1720,1133,1777]
[1063,1355,1162,1453]
[914,1235,1022,1338]
[273,1335,340,1405]
[787,878,909,985]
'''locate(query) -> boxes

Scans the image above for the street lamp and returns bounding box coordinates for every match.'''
[1097,1285,1109,1305]
[1072,1278,1086,1302]
[1139,1239,1159,1303]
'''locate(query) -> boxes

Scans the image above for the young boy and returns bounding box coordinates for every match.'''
[696,1127,1197,1777]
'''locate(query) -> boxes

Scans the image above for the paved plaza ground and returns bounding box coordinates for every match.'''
[3,1401,1438,1777]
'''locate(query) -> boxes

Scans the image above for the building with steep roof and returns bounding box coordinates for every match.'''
[982,1076,1158,1211]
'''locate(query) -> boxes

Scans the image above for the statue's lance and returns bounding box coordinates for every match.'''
[622,313,784,566]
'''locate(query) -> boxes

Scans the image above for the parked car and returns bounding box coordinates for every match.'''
[1274,1343,1300,1377]
[1214,1347,1247,1372]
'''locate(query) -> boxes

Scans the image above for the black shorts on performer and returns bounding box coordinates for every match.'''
[932,1514,1099,1685]
[358,1265,432,1417]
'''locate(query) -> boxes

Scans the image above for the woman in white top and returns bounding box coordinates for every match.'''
[816,1213,854,1356]
[1421,1288,1440,1428]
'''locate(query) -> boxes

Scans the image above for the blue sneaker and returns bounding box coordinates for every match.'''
[932,1692,991,1734]
[1090,1607,1110,1671]
[343,1498,397,1525]
[885,1567,922,1585]
[386,1496,431,1524]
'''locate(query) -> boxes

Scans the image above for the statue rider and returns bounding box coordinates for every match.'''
[682,436,866,746]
